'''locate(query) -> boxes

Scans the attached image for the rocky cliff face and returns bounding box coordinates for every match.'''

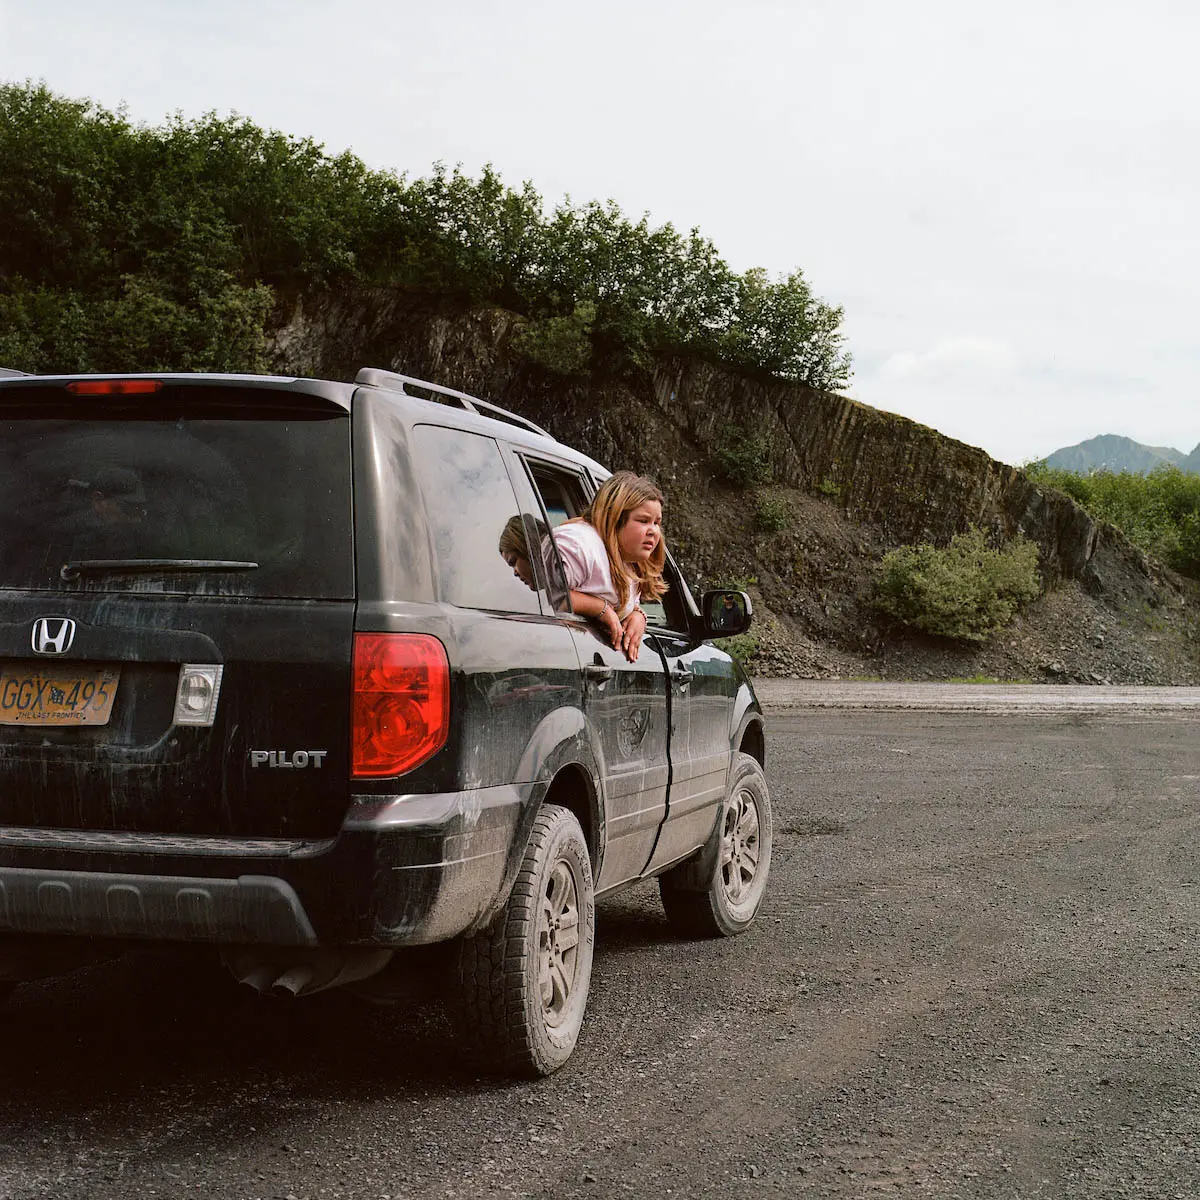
[268,288,1200,683]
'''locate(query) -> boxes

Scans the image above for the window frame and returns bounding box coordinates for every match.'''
[517,457,703,639]
[643,549,701,637]
[512,453,602,618]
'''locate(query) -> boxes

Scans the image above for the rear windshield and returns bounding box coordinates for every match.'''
[0,386,353,599]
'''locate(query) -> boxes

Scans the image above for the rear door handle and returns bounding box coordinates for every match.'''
[672,667,694,686]
[585,663,614,682]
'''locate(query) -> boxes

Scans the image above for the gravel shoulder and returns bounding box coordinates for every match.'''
[755,679,1200,711]
[1,700,1197,1199]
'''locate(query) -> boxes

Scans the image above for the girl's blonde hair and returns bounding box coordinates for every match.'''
[581,471,668,610]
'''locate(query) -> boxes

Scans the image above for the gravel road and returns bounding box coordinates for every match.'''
[1,690,1197,1199]
[755,679,1200,711]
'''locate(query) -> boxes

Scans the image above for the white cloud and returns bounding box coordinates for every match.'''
[881,338,1019,382]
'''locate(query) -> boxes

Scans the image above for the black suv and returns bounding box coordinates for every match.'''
[0,367,770,1075]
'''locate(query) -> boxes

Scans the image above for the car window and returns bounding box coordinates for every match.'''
[641,596,670,627]
[0,389,353,599]
[645,554,694,633]
[411,425,547,615]
[520,460,596,614]
[521,460,694,631]
[518,458,700,633]
[524,462,588,528]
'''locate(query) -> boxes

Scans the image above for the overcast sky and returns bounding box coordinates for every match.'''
[2,0,1197,466]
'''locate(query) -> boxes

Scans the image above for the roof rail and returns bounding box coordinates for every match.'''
[355,367,553,440]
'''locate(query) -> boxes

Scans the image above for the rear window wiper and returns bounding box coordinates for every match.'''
[60,559,259,581]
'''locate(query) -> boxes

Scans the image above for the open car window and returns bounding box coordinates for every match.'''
[518,458,595,614]
[644,552,696,634]
[523,461,589,529]
[522,459,698,634]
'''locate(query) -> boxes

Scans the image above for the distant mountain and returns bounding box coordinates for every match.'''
[1043,434,1200,475]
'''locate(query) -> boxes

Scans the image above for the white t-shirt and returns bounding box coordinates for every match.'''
[550,521,640,617]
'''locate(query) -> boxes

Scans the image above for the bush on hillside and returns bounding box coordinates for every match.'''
[511,301,595,375]
[874,526,1041,643]
[1025,461,1200,579]
[714,427,772,488]
[754,491,791,532]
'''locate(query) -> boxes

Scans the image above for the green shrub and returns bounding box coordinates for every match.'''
[714,427,771,488]
[754,491,790,532]
[1177,511,1200,574]
[0,275,273,374]
[874,526,1041,643]
[713,573,758,592]
[1025,461,1200,579]
[511,301,595,374]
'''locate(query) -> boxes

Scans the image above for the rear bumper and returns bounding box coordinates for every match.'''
[0,782,537,948]
[0,866,318,945]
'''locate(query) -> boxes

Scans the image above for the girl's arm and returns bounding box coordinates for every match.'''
[569,589,622,649]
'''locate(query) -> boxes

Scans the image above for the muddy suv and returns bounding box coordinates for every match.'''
[0,366,770,1075]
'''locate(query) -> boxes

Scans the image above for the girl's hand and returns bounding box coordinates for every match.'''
[620,607,648,662]
[599,602,623,649]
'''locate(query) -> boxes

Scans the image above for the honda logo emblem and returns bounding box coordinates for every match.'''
[31,617,77,655]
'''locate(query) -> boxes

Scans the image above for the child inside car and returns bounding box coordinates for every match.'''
[551,472,668,663]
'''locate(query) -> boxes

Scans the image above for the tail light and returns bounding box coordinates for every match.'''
[66,379,163,395]
[351,634,450,778]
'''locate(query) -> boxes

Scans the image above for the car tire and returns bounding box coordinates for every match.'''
[660,752,772,938]
[455,804,595,1077]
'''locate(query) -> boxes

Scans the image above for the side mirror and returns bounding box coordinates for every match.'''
[701,590,752,639]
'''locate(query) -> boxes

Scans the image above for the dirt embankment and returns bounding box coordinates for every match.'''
[268,290,1200,685]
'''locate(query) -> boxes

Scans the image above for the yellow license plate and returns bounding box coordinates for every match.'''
[0,665,121,726]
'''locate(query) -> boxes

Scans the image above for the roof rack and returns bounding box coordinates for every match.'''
[355,367,553,440]
[0,367,30,378]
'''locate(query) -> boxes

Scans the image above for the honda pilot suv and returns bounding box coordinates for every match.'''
[0,366,770,1076]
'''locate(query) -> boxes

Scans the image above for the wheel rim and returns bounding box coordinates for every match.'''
[538,859,582,1028]
[720,787,761,905]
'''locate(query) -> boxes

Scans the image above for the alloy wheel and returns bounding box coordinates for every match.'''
[539,859,581,1027]
[720,788,761,903]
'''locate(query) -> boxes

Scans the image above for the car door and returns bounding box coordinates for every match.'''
[518,456,671,894]
[643,556,738,873]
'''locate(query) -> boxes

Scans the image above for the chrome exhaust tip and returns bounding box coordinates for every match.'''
[268,966,315,998]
